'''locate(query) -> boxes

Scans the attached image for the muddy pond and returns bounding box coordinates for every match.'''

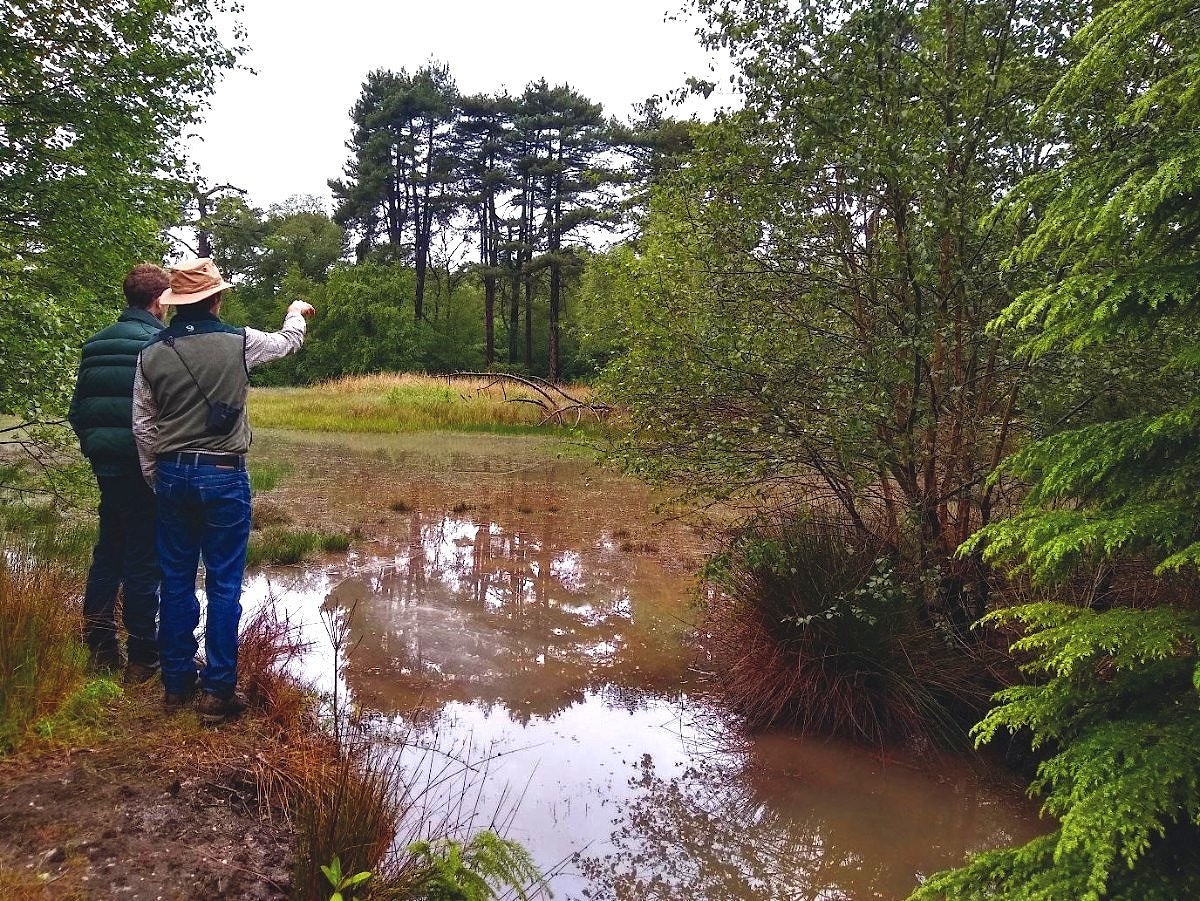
[243,430,1044,900]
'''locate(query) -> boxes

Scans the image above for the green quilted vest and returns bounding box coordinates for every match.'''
[68,308,164,476]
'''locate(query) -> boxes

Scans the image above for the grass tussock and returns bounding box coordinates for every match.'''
[250,461,292,494]
[249,372,593,434]
[0,544,87,751]
[237,604,312,733]
[246,528,354,568]
[252,500,292,530]
[290,740,407,901]
[284,725,552,901]
[703,516,994,747]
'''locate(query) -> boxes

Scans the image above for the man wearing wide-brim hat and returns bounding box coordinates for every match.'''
[132,257,315,725]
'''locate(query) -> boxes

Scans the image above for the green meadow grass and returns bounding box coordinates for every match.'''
[249,373,602,434]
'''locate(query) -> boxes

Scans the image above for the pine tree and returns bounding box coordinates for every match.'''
[454,93,514,366]
[330,64,459,320]
[516,80,617,382]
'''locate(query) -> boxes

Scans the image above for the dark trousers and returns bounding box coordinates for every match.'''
[83,471,160,665]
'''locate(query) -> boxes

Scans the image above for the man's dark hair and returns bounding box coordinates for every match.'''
[172,292,224,319]
[123,264,169,309]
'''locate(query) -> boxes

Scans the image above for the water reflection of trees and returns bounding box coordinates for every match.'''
[576,754,864,900]
[329,508,692,721]
[574,744,1040,901]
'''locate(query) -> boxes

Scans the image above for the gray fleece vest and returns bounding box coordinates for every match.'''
[140,318,251,455]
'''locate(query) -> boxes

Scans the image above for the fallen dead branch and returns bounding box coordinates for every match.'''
[449,372,612,425]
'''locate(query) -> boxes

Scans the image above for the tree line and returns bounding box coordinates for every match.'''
[200,63,689,384]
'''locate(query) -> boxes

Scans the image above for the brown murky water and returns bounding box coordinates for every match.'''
[245,431,1045,900]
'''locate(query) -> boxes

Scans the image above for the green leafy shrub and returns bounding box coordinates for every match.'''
[912,603,1200,899]
[914,0,1200,894]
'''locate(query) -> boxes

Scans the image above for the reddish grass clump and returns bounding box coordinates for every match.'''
[0,545,86,749]
[238,604,312,732]
[702,516,994,747]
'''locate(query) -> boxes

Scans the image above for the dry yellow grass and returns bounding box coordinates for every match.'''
[0,544,86,750]
[249,373,598,434]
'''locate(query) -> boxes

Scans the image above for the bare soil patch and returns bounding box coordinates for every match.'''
[0,690,294,900]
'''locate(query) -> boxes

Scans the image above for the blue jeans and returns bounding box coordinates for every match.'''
[83,471,160,666]
[155,460,251,697]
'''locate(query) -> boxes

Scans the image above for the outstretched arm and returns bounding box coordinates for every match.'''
[243,301,315,369]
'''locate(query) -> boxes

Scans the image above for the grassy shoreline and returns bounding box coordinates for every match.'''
[250,373,601,435]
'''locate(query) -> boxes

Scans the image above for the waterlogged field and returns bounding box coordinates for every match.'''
[240,428,1047,900]
[248,373,597,434]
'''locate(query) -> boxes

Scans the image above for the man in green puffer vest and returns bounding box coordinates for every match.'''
[67,264,169,682]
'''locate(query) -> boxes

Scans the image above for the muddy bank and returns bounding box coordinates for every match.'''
[0,687,292,900]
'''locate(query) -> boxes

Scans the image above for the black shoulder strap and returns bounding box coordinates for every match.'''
[161,334,216,413]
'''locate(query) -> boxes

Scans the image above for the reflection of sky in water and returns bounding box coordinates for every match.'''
[242,510,1043,901]
[241,568,341,700]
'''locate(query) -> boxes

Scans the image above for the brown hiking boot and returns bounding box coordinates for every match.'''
[123,661,160,685]
[195,690,249,726]
[162,673,201,714]
[163,688,196,714]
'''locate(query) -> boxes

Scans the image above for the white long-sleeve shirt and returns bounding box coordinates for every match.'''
[133,310,307,486]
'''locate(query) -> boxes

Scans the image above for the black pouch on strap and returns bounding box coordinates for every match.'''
[204,400,243,435]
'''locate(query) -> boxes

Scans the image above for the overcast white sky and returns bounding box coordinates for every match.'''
[187,0,731,211]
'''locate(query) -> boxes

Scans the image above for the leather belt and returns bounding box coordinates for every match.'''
[157,451,246,469]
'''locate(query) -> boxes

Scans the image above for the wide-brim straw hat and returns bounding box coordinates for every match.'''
[160,258,233,305]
